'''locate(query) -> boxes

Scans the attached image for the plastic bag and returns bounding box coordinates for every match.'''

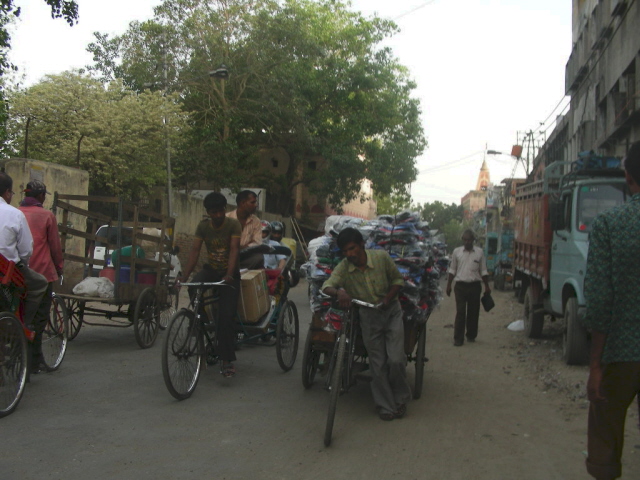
[73,277,115,298]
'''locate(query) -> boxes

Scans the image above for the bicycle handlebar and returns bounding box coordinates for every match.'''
[317,291,381,309]
[179,281,230,287]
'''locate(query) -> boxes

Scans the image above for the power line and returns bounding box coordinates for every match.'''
[393,0,438,21]
[418,150,485,174]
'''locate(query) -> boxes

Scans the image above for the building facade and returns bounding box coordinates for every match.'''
[562,0,640,161]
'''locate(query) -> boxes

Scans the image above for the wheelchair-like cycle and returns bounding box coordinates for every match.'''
[1,254,68,418]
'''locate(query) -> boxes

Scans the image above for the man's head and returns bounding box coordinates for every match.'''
[203,192,227,227]
[24,180,49,203]
[0,172,14,204]
[235,190,258,216]
[270,221,284,242]
[337,227,366,267]
[623,141,640,194]
[461,229,476,251]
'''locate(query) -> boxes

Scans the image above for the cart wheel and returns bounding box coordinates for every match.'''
[324,330,347,447]
[276,300,299,372]
[413,325,427,400]
[65,299,84,341]
[301,327,320,389]
[0,312,28,418]
[134,287,160,349]
[162,309,203,400]
[159,285,179,331]
[41,296,69,372]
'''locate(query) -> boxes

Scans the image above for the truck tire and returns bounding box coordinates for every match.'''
[523,286,544,338]
[562,297,589,365]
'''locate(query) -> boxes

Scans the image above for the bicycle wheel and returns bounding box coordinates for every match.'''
[324,330,347,447]
[0,312,28,418]
[41,296,69,372]
[162,309,203,400]
[301,328,320,389]
[66,298,83,340]
[159,284,179,331]
[276,300,299,371]
[134,287,160,349]
[413,325,427,399]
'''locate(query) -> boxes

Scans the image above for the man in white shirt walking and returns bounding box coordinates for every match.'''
[446,229,491,346]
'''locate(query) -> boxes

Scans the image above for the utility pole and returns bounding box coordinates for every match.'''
[163,32,173,218]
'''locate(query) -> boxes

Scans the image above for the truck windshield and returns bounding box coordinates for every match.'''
[577,183,627,232]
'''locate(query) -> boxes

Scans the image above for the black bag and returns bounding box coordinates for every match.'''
[481,293,495,312]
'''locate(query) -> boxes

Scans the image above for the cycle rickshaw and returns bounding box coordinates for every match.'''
[162,244,299,400]
[301,294,428,446]
[0,254,68,418]
[53,195,179,349]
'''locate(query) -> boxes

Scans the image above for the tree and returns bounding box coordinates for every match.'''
[86,0,426,215]
[6,72,189,199]
[441,219,470,250]
[419,201,463,231]
[375,187,414,215]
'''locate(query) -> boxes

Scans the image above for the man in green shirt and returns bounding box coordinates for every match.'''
[322,227,411,421]
[582,141,640,480]
[180,192,241,378]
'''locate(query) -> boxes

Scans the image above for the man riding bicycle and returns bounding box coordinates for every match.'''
[179,192,241,378]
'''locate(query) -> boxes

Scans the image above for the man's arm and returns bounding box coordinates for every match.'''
[17,214,34,264]
[480,250,491,294]
[179,238,203,283]
[446,273,454,297]
[47,212,64,275]
[322,261,351,309]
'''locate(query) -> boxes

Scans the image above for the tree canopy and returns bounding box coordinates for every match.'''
[418,200,463,231]
[6,72,189,199]
[86,0,426,215]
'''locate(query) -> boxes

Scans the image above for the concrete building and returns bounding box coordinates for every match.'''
[561,0,640,161]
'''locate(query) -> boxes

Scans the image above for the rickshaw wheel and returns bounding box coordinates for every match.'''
[66,299,84,340]
[41,296,69,372]
[413,325,427,399]
[276,300,299,371]
[0,312,28,418]
[301,327,321,388]
[162,309,203,400]
[134,287,160,349]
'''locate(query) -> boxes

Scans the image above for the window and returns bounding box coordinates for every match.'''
[577,183,627,232]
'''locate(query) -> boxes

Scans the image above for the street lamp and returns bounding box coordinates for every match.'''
[209,64,229,79]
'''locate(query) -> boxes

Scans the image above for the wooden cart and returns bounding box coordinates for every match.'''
[53,195,179,349]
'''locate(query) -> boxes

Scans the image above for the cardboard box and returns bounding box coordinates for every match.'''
[237,269,270,323]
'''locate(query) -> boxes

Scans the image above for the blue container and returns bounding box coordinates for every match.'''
[118,266,136,284]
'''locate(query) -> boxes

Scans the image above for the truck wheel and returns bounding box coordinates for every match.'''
[562,297,589,365]
[523,287,543,338]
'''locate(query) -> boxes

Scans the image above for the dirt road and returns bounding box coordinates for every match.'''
[2,281,639,479]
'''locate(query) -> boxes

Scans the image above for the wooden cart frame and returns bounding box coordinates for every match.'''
[53,195,179,349]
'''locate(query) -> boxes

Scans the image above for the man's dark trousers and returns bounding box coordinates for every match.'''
[454,281,482,344]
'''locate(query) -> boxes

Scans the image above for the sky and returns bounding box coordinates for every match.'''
[8,0,572,206]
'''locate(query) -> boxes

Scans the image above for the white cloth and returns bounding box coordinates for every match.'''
[0,197,33,264]
[263,239,287,269]
[449,245,488,283]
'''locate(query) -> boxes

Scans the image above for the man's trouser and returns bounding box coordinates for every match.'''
[188,267,240,363]
[586,362,640,480]
[453,281,482,343]
[358,301,412,415]
[17,263,49,330]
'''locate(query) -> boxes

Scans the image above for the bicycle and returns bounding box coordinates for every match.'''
[162,260,299,400]
[323,298,378,447]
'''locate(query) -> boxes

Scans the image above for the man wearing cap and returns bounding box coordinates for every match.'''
[0,173,49,370]
[19,180,64,372]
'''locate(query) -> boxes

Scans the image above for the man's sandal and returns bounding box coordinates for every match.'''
[394,404,407,419]
[221,363,236,378]
[379,412,395,421]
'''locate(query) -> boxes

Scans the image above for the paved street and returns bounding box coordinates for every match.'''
[2,282,639,480]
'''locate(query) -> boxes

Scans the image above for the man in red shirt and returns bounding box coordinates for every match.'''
[19,180,64,373]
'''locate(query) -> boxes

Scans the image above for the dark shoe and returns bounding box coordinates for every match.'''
[453,341,463,346]
[466,337,475,343]
[394,404,407,419]
[221,363,236,378]
[379,412,395,421]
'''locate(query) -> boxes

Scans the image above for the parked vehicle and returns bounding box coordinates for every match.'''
[91,225,181,279]
[513,154,628,365]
